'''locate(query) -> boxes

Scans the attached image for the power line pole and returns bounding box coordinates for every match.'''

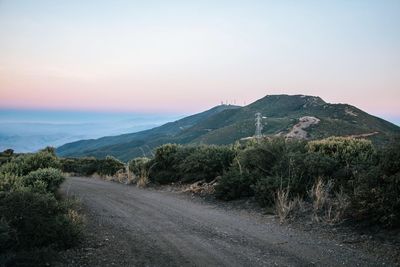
[255,112,263,139]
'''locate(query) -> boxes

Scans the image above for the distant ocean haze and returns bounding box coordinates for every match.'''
[0,109,184,152]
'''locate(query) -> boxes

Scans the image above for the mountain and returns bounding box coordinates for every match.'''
[56,95,400,161]
[56,104,240,161]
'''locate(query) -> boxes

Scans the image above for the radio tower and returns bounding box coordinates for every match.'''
[255,112,263,139]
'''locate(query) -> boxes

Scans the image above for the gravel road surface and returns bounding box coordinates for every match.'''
[60,177,390,267]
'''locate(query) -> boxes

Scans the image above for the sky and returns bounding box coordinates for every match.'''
[0,0,399,123]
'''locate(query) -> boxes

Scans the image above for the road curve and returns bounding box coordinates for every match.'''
[61,177,384,267]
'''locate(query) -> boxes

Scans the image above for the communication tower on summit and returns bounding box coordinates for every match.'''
[255,113,263,139]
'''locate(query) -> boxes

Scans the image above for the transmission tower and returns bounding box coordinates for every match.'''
[255,112,263,139]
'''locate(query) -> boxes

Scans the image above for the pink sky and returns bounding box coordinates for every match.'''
[0,0,399,118]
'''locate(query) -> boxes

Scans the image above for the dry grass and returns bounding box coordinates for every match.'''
[136,172,149,188]
[309,178,349,224]
[324,189,350,223]
[136,163,157,188]
[126,166,135,185]
[275,189,303,223]
[310,179,331,211]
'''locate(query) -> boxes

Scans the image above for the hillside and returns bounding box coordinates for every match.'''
[56,104,240,161]
[56,95,400,161]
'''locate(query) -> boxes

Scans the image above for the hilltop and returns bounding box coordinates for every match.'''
[56,94,400,161]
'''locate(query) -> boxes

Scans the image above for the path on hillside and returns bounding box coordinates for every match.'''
[60,177,387,267]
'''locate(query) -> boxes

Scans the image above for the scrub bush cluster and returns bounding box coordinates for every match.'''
[0,148,83,266]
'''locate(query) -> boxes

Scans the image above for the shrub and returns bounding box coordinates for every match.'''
[131,137,400,228]
[0,149,14,166]
[178,145,235,183]
[0,160,25,177]
[97,156,125,176]
[0,172,21,192]
[0,218,14,252]
[0,191,82,251]
[216,138,312,205]
[309,178,349,224]
[149,144,235,184]
[128,157,151,177]
[215,168,255,200]
[21,168,65,194]
[253,176,280,206]
[0,149,61,177]
[61,156,125,177]
[308,137,375,166]
[21,149,61,175]
[307,137,377,195]
[303,152,339,180]
[129,157,153,187]
[0,148,84,265]
[379,137,400,176]
[236,146,276,176]
[150,144,181,184]
[352,166,400,227]
[154,144,180,169]
[60,157,99,176]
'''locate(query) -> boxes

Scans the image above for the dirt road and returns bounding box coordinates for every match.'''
[61,177,389,267]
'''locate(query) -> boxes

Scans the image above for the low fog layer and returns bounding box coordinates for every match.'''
[0,110,183,152]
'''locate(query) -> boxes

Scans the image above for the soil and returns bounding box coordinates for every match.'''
[57,177,400,267]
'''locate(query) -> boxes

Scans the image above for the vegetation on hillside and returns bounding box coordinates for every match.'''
[0,148,83,266]
[129,137,400,228]
[57,95,400,161]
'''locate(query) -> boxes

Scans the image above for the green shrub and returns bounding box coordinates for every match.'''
[130,137,400,228]
[308,137,375,170]
[303,152,339,180]
[97,156,125,176]
[0,148,84,265]
[0,191,82,251]
[21,149,61,175]
[307,137,377,192]
[0,149,61,177]
[150,144,181,184]
[351,169,400,227]
[253,176,282,206]
[0,218,14,252]
[0,160,25,177]
[60,157,99,176]
[350,139,400,227]
[128,157,151,177]
[379,137,400,176]
[178,145,235,183]
[215,138,312,205]
[215,168,255,200]
[154,144,180,169]
[22,168,65,194]
[0,172,21,192]
[0,149,14,166]
[237,147,276,176]
[148,144,235,184]
[61,156,125,177]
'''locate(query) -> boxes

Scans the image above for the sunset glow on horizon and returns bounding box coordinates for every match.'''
[1,0,399,118]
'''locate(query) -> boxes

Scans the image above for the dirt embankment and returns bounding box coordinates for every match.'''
[286,116,320,139]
